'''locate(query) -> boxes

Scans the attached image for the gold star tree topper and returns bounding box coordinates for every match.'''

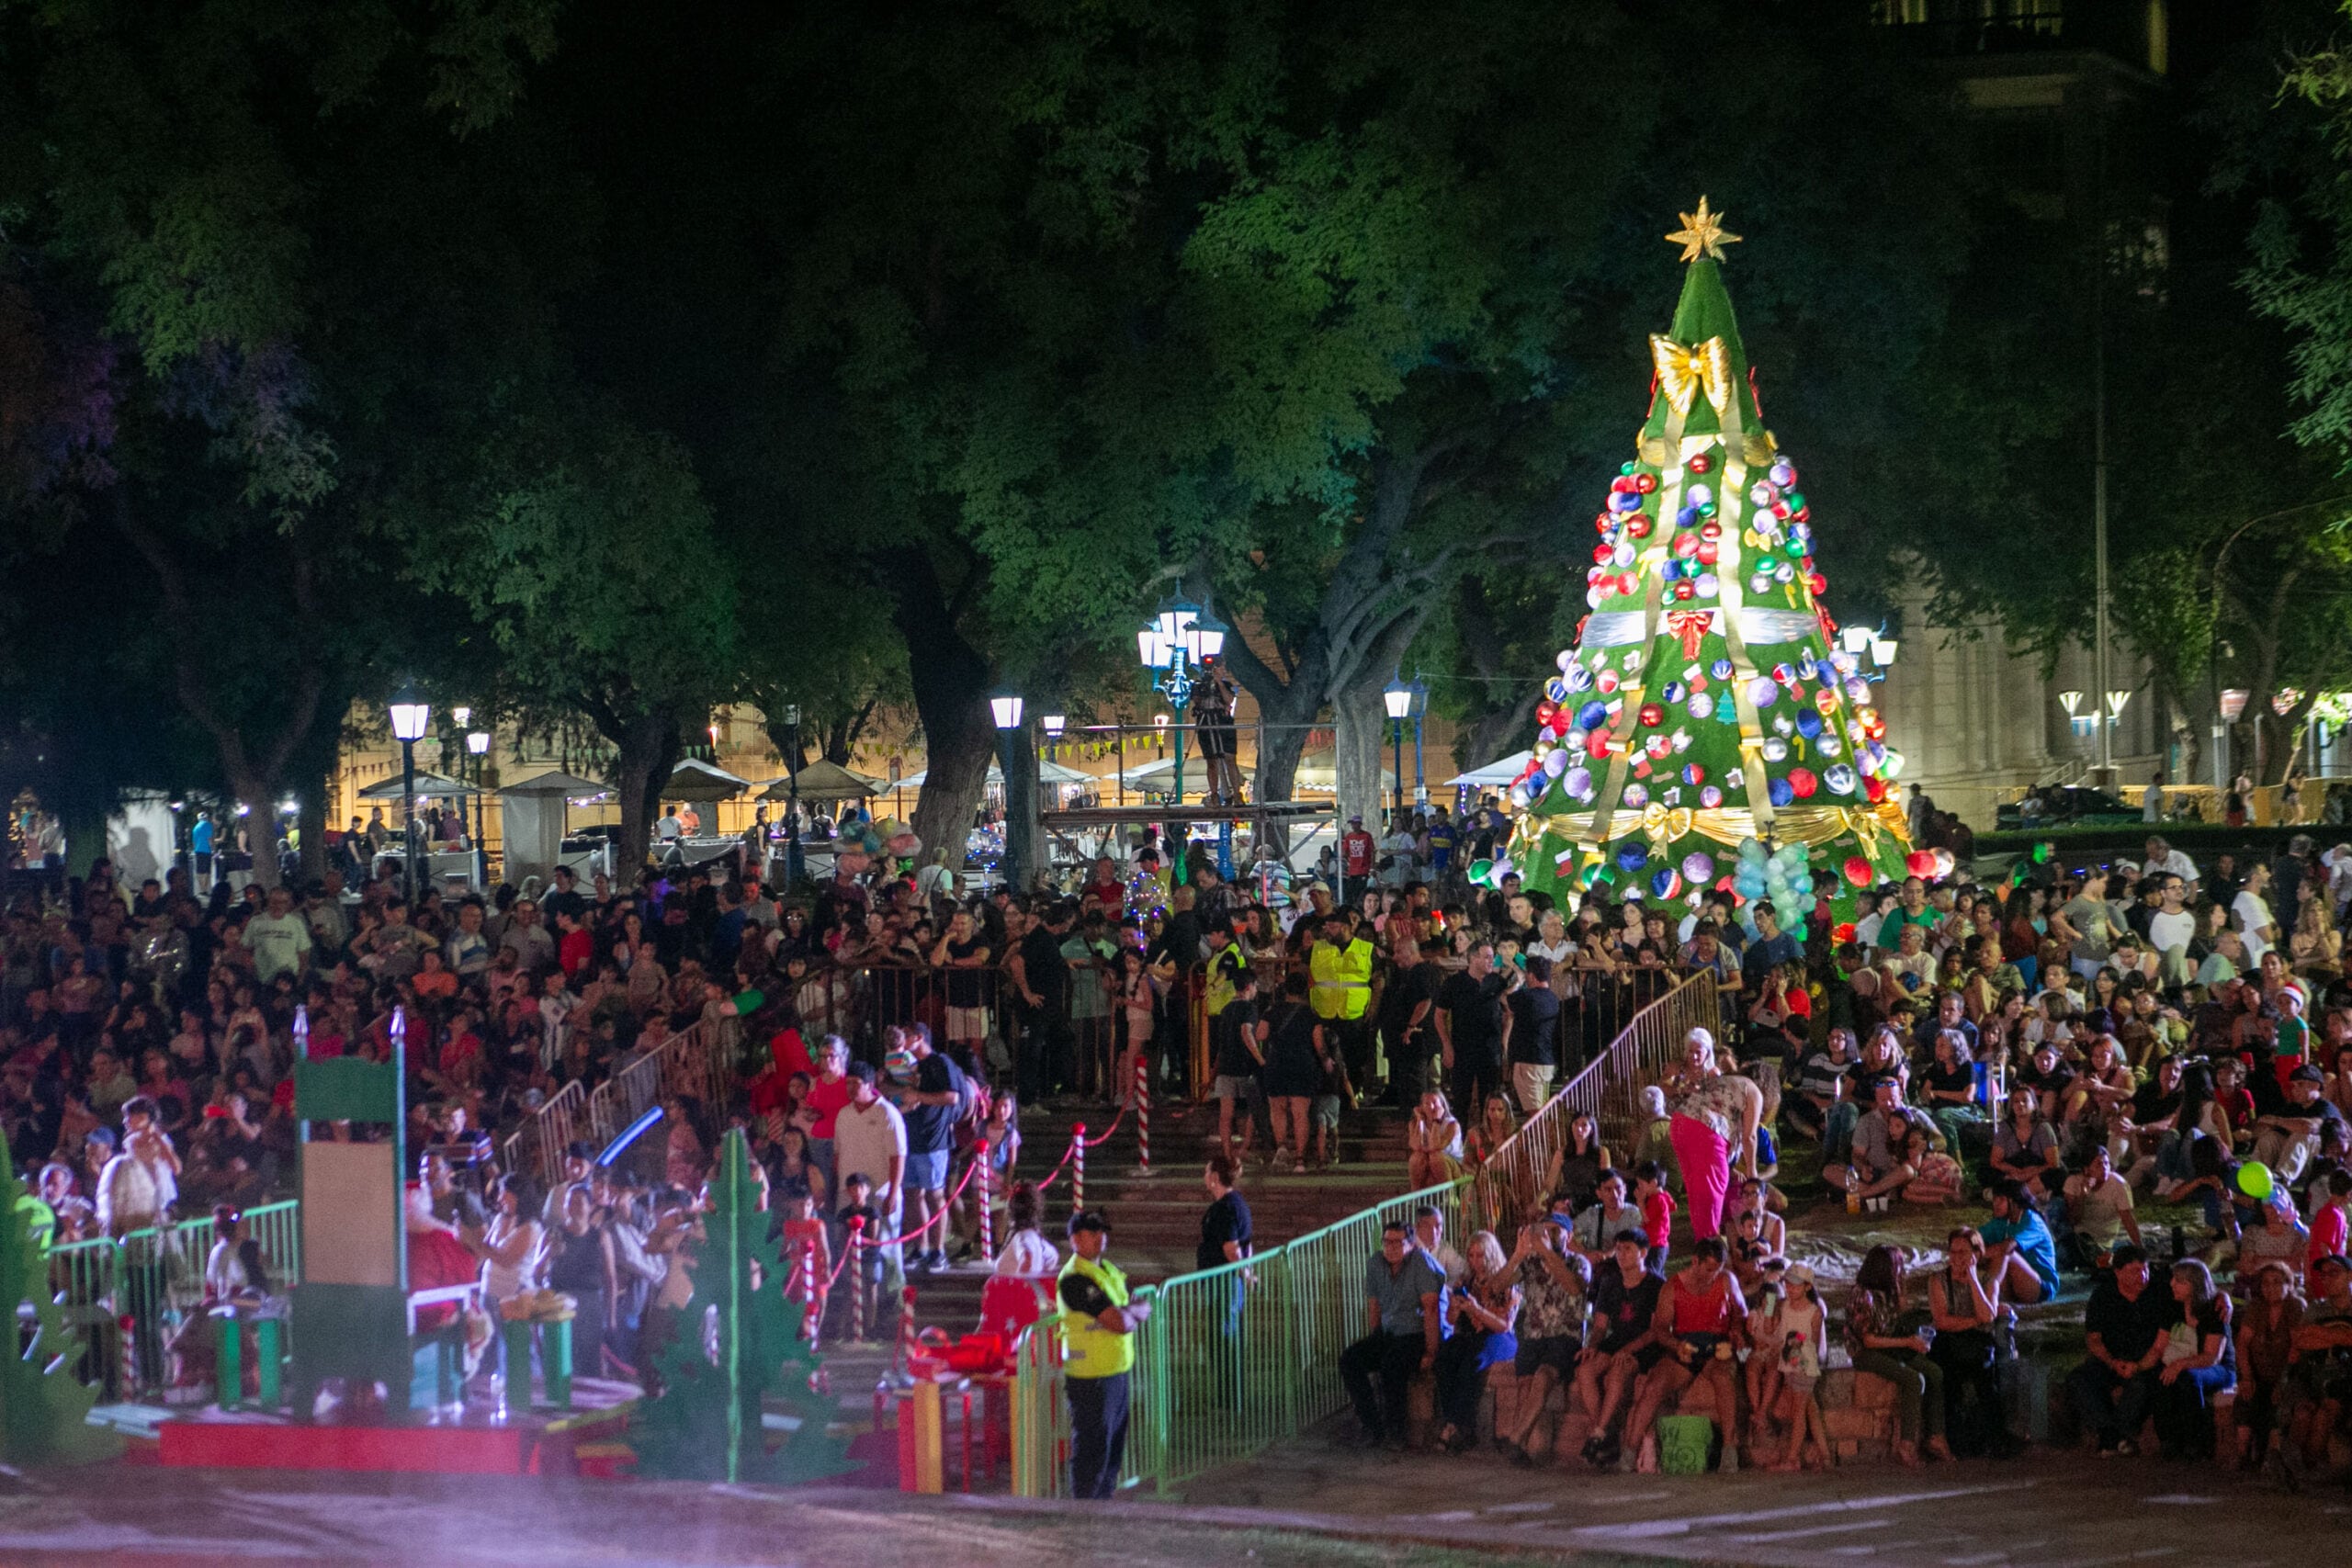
[1665,196,1741,264]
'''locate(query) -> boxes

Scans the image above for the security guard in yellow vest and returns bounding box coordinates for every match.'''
[1309,912,1375,1094]
[1057,1210,1150,1498]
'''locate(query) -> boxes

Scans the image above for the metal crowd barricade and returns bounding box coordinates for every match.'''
[1008,1180,1465,1499]
[1466,969,1719,1236]
[505,1077,590,1190]
[41,1199,304,1402]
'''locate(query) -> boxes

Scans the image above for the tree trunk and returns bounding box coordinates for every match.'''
[1001,722,1042,891]
[606,707,684,878]
[1332,666,1389,837]
[230,774,279,892]
[298,774,328,887]
[890,551,995,879]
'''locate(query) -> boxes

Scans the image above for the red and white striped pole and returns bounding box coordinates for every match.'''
[1135,1052,1152,1177]
[894,1286,918,1382]
[845,1214,869,1344]
[975,1137,994,1263]
[1071,1124,1086,1213]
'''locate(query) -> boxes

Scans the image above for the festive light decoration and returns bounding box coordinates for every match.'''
[1503,204,1911,914]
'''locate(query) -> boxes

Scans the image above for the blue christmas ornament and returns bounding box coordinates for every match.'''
[1617,843,1651,873]
[1545,677,1570,704]
[1652,868,1684,900]
[1676,505,1698,528]
[1577,700,1608,730]
[1711,658,1734,680]
[1661,680,1688,704]
[1768,776,1795,807]
[1795,709,1823,738]
[1609,491,1640,513]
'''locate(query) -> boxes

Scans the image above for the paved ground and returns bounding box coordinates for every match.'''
[1171,1434,2318,1567]
[0,1449,2333,1567]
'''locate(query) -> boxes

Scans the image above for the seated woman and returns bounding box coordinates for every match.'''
[1918,1030,1985,1162]
[1978,1179,2060,1307]
[1406,1090,1464,1190]
[1989,1084,2064,1193]
[2233,1259,2303,1469]
[2152,1258,2235,1461]
[1431,1230,1521,1454]
[1624,1236,1747,1473]
[1927,1226,2010,1457]
[1847,1243,1951,1466]
[1542,1110,1612,1215]
[1900,1122,1966,1206]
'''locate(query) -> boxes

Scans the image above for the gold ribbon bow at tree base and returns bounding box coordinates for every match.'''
[1650,334,1734,419]
[1514,799,1909,865]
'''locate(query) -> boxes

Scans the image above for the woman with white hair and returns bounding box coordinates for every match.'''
[1662,1028,1763,1241]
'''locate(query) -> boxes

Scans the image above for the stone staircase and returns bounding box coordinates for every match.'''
[823,1097,1412,1356]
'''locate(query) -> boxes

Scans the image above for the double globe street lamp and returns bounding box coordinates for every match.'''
[387,685,431,907]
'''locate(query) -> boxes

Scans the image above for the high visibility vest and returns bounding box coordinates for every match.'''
[1204,944,1247,1017]
[1058,1251,1136,1379]
[1311,938,1374,1021]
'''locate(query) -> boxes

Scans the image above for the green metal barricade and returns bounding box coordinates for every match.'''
[1011,1181,1466,1499]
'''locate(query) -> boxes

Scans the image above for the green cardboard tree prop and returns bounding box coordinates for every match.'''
[1498,199,1912,920]
[629,1128,851,1483]
[0,1129,120,1463]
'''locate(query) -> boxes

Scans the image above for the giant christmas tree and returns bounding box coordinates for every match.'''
[1501,199,1910,918]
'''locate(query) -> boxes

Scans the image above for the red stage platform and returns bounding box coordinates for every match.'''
[159,1413,537,1474]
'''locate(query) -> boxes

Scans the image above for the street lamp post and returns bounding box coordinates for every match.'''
[387,686,431,908]
[1408,675,1429,807]
[782,704,802,889]
[1383,673,1412,821]
[466,728,491,883]
[990,693,1026,892]
[1136,598,1227,884]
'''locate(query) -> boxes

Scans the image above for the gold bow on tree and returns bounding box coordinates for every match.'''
[1640,802,1696,844]
[1650,334,1734,418]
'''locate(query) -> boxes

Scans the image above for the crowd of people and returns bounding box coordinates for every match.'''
[1323,825,2352,1486]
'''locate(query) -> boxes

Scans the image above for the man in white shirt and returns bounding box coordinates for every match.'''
[2145,872,2198,986]
[656,807,684,842]
[2142,834,2198,894]
[2233,862,2278,969]
[242,886,313,984]
[2143,770,2166,824]
[834,1061,909,1290]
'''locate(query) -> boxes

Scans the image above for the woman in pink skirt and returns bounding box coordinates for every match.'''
[1663,1029,1762,1241]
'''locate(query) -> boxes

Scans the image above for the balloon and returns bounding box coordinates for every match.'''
[2238,1162,2276,1201]
[1792,873,1815,896]
[1843,855,1873,887]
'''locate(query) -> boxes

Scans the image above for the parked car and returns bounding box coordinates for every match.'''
[1994,785,2141,831]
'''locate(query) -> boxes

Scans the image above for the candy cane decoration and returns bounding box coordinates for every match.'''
[1135,1053,1152,1176]
[975,1137,994,1263]
[894,1287,918,1381]
[845,1213,869,1344]
[1071,1124,1086,1213]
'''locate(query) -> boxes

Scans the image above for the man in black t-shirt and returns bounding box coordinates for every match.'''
[1378,938,1442,1109]
[894,1023,967,1273]
[1011,903,1077,1103]
[1211,973,1266,1162]
[1506,955,1562,1114]
[1198,1154,1253,1273]
[1437,941,1506,1118]
[2063,1245,2170,1455]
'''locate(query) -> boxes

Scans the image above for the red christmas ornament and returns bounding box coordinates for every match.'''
[1534,699,1559,725]
[1626,515,1654,539]
[1687,453,1713,474]
[1591,543,1613,565]
[1815,688,1838,716]
[1618,571,1641,596]
[1637,702,1665,728]
[1696,542,1719,566]
[1699,521,1722,540]
[1634,472,1658,494]
[1806,571,1827,596]
[1611,475,1634,493]
[1905,849,1938,878]
[1864,776,1887,803]
[1672,580,1696,601]
[1842,855,1872,887]
[1788,767,1818,799]
[1671,532,1700,558]
[1547,709,1574,738]
[1595,513,1614,534]
[1832,920,1857,943]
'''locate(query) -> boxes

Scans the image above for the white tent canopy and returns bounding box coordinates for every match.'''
[496,771,611,886]
[662,758,751,801]
[356,770,480,800]
[1442,749,1532,789]
[894,759,1094,790]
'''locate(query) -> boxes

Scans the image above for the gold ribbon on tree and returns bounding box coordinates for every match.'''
[1649,334,1735,419]
[1524,799,1906,863]
[1639,803,1696,843]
